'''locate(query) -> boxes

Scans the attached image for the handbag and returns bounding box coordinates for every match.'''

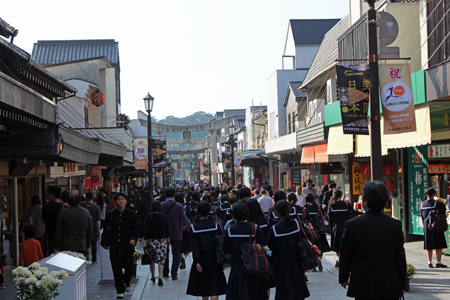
[239,224,273,277]
[428,206,448,232]
[101,209,115,247]
[296,210,320,242]
[141,247,153,265]
[297,220,320,271]
[215,234,232,267]
[314,206,332,234]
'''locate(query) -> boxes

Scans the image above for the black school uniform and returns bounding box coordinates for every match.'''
[190,202,199,220]
[328,201,351,252]
[269,206,298,226]
[305,203,331,253]
[421,199,448,250]
[217,202,232,224]
[186,219,227,297]
[224,222,268,300]
[267,219,310,300]
[248,214,270,239]
[181,204,193,254]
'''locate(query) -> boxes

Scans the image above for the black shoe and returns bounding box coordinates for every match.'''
[162,274,169,278]
[150,278,155,284]
[335,260,340,268]
[304,275,308,282]
[158,278,163,286]
[172,276,178,280]
[436,263,448,268]
[180,257,186,269]
[318,260,323,271]
[429,263,434,268]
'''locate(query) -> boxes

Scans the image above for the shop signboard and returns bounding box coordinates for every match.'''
[235,152,243,169]
[291,170,301,188]
[407,145,428,235]
[200,162,204,176]
[133,139,148,170]
[222,153,233,172]
[336,65,370,135]
[211,163,218,176]
[351,165,363,195]
[152,138,167,168]
[204,163,210,176]
[428,144,450,159]
[379,64,416,134]
[165,163,174,177]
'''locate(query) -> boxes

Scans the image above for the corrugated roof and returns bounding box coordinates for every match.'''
[301,16,350,88]
[31,39,119,66]
[290,19,341,46]
[224,109,246,117]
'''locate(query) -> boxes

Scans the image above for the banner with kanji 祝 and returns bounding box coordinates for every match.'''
[379,64,416,134]
[211,163,218,176]
[336,65,370,135]
[133,139,148,170]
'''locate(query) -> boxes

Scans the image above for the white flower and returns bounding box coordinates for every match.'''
[24,270,32,277]
[50,271,59,278]
[29,276,37,284]
[60,270,69,279]
[39,267,48,274]
[57,279,63,286]
[33,270,43,277]
[28,284,34,290]
[36,280,42,288]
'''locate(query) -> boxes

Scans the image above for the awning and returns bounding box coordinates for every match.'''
[301,144,328,164]
[241,149,268,167]
[355,103,431,157]
[327,124,353,155]
[301,145,315,164]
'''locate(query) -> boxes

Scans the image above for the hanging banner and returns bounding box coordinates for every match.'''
[200,162,204,176]
[156,168,163,178]
[211,163,218,176]
[352,165,363,195]
[152,138,167,167]
[379,64,416,134]
[133,139,148,170]
[165,163,174,177]
[222,152,233,172]
[204,163,210,176]
[336,65,370,135]
[235,151,243,169]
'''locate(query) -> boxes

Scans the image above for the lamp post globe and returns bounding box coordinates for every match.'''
[143,92,155,192]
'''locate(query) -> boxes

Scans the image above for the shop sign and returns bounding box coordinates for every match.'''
[429,164,450,174]
[336,65,370,135]
[92,166,102,189]
[379,64,416,134]
[165,163,174,177]
[211,163,218,176]
[133,139,148,170]
[152,138,167,168]
[352,165,363,195]
[235,152,243,169]
[407,145,428,235]
[222,153,233,172]
[204,163,210,176]
[200,162,204,176]
[428,144,450,159]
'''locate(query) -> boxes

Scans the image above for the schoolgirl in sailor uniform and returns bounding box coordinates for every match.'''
[186,202,227,298]
[216,194,232,225]
[190,192,201,220]
[304,193,331,255]
[223,202,268,300]
[287,193,311,222]
[267,200,310,300]
[421,188,448,268]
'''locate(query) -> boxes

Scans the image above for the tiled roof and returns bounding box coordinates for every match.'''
[250,105,267,113]
[0,17,18,39]
[224,109,246,117]
[290,19,341,46]
[289,82,307,98]
[32,39,119,66]
[301,16,350,88]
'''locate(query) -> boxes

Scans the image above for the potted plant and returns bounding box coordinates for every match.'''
[12,263,68,300]
[405,262,417,292]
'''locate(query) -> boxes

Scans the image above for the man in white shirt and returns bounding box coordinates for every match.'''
[296,185,306,207]
[258,190,273,214]
[302,179,317,199]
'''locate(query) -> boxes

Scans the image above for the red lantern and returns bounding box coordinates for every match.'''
[90,90,105,107]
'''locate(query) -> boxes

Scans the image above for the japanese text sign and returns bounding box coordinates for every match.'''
[352,165,363,195]
[133,139,148,170]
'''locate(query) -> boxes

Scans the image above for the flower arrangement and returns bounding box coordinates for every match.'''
[406,262,417,279]
[12,263,68,300]
[133,249,144,263]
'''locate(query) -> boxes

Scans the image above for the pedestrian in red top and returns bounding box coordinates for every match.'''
[19,224,43,267]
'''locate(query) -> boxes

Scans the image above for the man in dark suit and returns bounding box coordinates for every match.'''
[339,181,406,300]
[102,192,140,299]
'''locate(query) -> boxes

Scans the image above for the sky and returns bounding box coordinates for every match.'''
[3,0,349,121]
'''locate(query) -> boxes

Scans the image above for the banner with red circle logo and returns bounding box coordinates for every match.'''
[379,64,416,134]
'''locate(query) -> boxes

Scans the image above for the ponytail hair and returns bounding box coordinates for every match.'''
[329,189,343,207]
[274,200,291,226]
[425,188,436,201]
[194,201,212,223]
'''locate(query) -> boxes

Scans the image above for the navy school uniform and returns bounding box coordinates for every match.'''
[186,219,227,297]
[328,201,351,252]
[269,206,300,226]
[224,222,268,300]
[305,203,331,253]
[267,219,310,300]
[190,202,199,220]
[421,199,448,250]
[181,204,193,254]
[216,202,232,224]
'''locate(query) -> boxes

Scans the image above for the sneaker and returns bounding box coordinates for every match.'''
[436,263,448,268]
[428,263,434,268]
[117,293,124,299]
[335,260,340,268]
[124,283,131,293]
[318,260,323,271]
[158,278,163,286]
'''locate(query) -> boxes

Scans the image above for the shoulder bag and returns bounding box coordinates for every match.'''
[215,214,232,267]
[297,220,321,271]
[314,206,332,234]
[428,203,448,232]
[240,224,273,277]
[101,209,115,247]
[296,210,319,242]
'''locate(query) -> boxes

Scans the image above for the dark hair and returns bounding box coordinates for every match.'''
[237,184,243,189]
[151,201,162,213]
[48,185,62,199]
[159,189,166,197]
[142,190,151,200]
[186,191,193,200]
[329,189,343,206]
[220,194,230,203]
[210,190,217,198]
[425,188,437,200]
[260,189,267,195]
[24,224,36,239]
[306,179,312,184]
[165,187,176,198]
[86,192,93,201]
[196,201,211,220]
[305,193,315,204]
[96,193,104,207]
[68,189,81,206]
[175,193,185,205]
[273,191,286,203]
[202,194,212,204]
[329,181,337,189]
[31,195,41,206]
[230,190,237,196]
[114,192,128,201]
[237,187,251,200]
[192,192,200,202]
[275,200,291,225]
[362,181,389,211]
[246,198,264,220]
[321,185,329,194]
[232,201,249,221]
[287,193,297,205]
[254,189,260,195]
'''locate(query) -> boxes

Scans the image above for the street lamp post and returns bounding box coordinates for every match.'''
[228,122,236,188]
[143,92,155,192]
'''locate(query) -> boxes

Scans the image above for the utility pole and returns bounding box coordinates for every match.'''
[367,0,383,181]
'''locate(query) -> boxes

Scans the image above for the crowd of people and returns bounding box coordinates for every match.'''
[11,179,416,300]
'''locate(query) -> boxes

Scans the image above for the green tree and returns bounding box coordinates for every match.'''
[157,111,214,125]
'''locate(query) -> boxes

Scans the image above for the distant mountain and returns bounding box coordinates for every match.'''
[155,111,214,125]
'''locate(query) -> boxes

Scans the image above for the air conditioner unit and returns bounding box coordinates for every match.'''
[317,112,322,124]
[327,78,339,104]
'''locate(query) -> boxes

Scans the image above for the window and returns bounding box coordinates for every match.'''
[288,113,291,134]
[292,112,296,132]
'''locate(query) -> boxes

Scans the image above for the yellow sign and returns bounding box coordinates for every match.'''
[352,165,363,195]
[133,139,148,170]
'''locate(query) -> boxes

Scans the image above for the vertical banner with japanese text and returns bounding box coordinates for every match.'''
[235,152,243,169]
[211,163,218,176]
[379,64,416,134]
[222,153,233,172]
[152,138,167,167]
[200,162,204,176]
[336,65,370,135]
[407,145,428,235]
[133,138,148,169]
[352,165,363,195]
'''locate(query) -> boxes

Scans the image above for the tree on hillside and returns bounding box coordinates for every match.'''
[157,111,214,125]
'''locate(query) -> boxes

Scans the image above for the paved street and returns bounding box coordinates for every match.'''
[1,239,450,300]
